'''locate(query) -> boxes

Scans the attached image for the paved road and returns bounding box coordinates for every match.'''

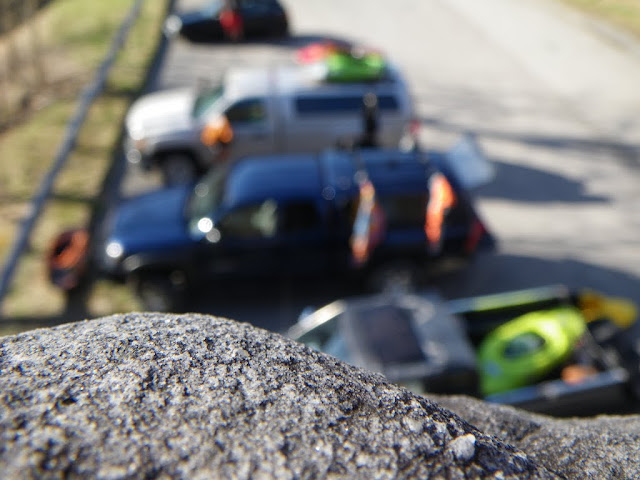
[119,0,640,333]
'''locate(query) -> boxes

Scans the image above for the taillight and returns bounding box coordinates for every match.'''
[409,117,421,138]
[350,178,386,267]
[425,173,457,253]
[464,218,487,254]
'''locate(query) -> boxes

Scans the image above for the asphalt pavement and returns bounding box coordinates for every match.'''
[118,0,640,333]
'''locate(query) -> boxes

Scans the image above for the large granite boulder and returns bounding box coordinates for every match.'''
[430,395,640,479]
[0,313,633,478]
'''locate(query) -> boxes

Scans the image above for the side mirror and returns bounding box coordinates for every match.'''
[442,133,495,190]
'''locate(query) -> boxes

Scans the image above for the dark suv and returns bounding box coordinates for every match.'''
[97,145,494,310]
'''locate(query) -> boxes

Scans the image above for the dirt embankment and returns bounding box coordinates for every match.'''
[0,4,86,133]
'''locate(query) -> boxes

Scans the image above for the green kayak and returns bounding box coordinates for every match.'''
[478,306,586,396]
[325,51,386,83]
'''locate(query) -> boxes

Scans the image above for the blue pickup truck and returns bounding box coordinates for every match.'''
[96,142,495,311]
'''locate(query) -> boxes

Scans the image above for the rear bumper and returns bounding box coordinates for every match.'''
[486,367,633,416]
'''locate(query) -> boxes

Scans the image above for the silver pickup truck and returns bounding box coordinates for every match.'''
[124,63,417,184]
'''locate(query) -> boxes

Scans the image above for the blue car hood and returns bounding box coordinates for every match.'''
[110,186,194,255]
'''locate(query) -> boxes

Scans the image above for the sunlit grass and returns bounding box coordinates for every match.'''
[560,0,640,38]
[1,0,169,326]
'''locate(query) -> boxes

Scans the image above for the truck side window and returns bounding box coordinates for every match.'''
[219,199,278,238]
[225,98,267,124]
[242,0,271,15]
[377,95,399,111]
[279,201,321,234]
[294,95,399,115]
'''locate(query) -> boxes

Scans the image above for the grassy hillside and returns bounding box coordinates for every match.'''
[0,0,169,325]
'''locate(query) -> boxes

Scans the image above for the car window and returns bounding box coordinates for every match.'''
[192,85,224,118]
[323,332,350,362]
[225,98,267,123]
[354,305,424,364]
[298,313,353,362]
[187,164,230,222]
[278,201,321,234]
[219,199,278,238]
[241,0,272,14]
[202,0,224,17]
[294,95,399,115]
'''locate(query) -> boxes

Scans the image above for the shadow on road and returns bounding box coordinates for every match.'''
[475,160,609,203]
[419,115,640,168]
[435,252,640,308]
[189,277,363,334]
[181,251,640,336]
[3,251,638,341]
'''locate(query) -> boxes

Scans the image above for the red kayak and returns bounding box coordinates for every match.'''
[47,228,90,290]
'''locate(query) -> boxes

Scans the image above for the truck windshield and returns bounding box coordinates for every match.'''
[199,0,223,17]
[192,85,224,119]
[352,306,425,364]
[186,164,229,222]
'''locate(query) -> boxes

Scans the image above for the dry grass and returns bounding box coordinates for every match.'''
[560,0,640,38]
[0,0,166,326]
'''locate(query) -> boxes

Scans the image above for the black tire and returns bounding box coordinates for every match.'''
[161,153,197,186]
[134,271,187,312]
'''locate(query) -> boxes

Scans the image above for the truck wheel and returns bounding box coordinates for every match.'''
[134,272,186,312]
[161,154,197,186]
[368,262,417,295]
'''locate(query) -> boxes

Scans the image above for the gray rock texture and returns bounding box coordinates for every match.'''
[0,313,555,479]
[431,395,640,479]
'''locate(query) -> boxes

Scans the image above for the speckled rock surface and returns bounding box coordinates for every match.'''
[0,313,556,479]
[430,395,640,480]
